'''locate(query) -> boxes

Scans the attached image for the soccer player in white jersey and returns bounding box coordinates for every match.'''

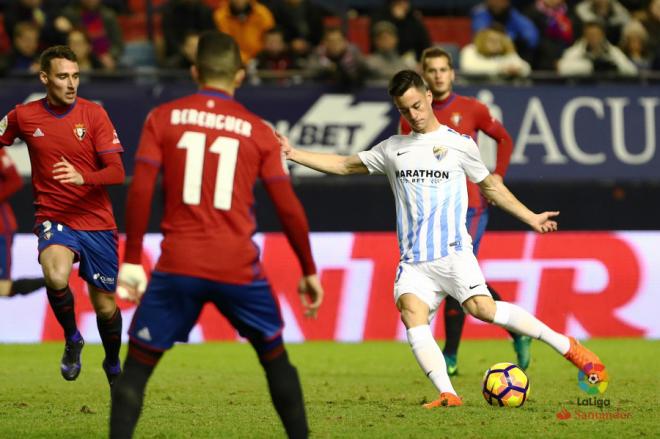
[280,70,606,408]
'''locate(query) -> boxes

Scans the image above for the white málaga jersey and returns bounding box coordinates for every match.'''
[358,125,490,263]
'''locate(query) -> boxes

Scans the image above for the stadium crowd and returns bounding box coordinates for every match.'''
[0,0,659,82]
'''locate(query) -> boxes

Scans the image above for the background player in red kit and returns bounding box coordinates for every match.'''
[399,47,531,375]
[111,31,323,439]
[0,149,46,298]
[0,46,125,386]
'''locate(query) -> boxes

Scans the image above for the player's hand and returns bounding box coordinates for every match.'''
[298,274,323,319]
[117,262,148,303]
[53,156,84,185]
[275,131,295,160]
[529,211,560,233]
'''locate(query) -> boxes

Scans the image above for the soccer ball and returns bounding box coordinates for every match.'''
[482,362,530,407]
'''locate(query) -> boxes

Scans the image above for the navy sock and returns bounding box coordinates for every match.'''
[10,277,46,296]
[46,285,78,339]
[98,307,122,365]
[261,350,308,439]
[443,296,465,357]
[110,342,162,439]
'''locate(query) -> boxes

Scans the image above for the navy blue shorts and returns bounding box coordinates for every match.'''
[36,221,118,292]
[129,272,284,352]
[466,207,489,255]
[0,234,12,280]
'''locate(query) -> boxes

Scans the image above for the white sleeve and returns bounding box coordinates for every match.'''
[357,140,387,175]
[460,138,490,183]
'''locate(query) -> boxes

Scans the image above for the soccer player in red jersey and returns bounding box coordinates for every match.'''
[0,149,46,298]
[0,46,125,386]
[399,47,531,375]
[110,32,323,439]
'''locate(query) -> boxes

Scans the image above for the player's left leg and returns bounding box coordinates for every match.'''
[76,229,122,387]
[213,279,310,436]
[462,295,605,381]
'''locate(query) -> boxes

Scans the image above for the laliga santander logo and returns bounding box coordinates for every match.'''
[578,362,609,395]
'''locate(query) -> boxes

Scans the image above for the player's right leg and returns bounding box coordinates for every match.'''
[395,262,462,408]
[38,222,83,381]
[111,272,203,439]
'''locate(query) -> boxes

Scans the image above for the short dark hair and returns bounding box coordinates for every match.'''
[39,45,77,73]
[196,31,242,83]
[420,46,453,70]
[388,70,427,97]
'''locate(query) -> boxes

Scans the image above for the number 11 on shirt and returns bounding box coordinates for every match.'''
[177,131,239,211]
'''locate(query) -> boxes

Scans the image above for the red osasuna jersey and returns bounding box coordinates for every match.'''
[400,93,513,208]
[129,88,311,284]
[0,98,123,230]
[0,149,22,234]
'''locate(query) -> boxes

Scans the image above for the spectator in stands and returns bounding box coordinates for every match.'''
[67,28,103,72]
[460,26,532,77]
[371,0,431,60]
[557,21,638,76]
[619,20,653,71]
[3,0,68,47]
[160,0,215,59]
[306,26,367,87]
[574,0,631,45]
[269,0,325,59]
[2,21,41,73]
[525,0,576,71]
[640,0,660,55]
[213,0,275,63]
[365,21,417,82]
[472,0,539,62]
[252,27,302,83]
[58,0,124,71]
[163,31,199,70]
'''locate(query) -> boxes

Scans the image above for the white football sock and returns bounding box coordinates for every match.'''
[406,325,456,395]
[492,301,570,355]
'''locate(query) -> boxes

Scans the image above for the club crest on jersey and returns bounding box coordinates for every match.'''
[433,146,448,161]
[450,112,462,126]
[73,124,86,141]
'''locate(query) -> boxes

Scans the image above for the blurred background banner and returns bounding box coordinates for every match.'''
[1,82,658,181]
[1,231,658,343]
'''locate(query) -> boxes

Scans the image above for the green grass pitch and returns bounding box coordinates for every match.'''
[0,339,658,438]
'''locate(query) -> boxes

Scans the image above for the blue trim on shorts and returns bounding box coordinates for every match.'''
[0,234,12,279]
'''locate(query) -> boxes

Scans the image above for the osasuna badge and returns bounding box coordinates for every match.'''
[433,145,448,161]
[73,123,86,141]
[450,112,462,127]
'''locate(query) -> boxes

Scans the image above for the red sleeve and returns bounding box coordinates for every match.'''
[399,116,411,135]
[263,179,316,276]
[0,151,23,203]
[475,103,513,177]
[134,111,162,166]
[92,106,124,154]
[257,122,289,181]
[81,151,125,185]
[124,160,160,263]
[0,110,21,147]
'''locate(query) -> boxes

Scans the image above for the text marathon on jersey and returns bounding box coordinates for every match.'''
[395,169,450,179]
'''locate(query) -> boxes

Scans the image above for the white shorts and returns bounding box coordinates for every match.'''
[393,250,491,322]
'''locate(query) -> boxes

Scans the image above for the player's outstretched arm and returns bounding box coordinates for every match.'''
[478,174,559,233]
[278,132,368,176]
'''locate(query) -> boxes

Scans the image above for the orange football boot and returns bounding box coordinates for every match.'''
[423,392,463,408]
[563,337,606,381]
